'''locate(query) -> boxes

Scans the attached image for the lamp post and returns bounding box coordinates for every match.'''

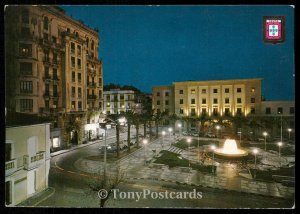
[238,128,242,145]
[277,142,283,167]
[287,128,292,141]
[216,125,220,139]
[177,123,182,138]
[263,132,268,151]
[187,138,191,171]
[253,148,258,179]
[168,127,173,144]
[143,139,148,165]
[211,145,216,174]
[162,131,166,149]
[197,131,200,164]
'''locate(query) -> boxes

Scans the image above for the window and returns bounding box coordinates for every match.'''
[251,87,255,93]
[202,108,207,114]
[165,92,169,96]
[191,99,195,104]
[71,43,75,54]
[225,108,230,116]
[20,99,33,112]
[71,57,75,67]
[21,10,29,23]
[106,95,110,101]
[277,107,283,114]
[78,88,81,98]
[43,33,48,41]
[19,43,32,57]
[20,62,32,75]
[225,98,229,104]
[225,88,229,93]
[213,108,218,116]
[179,108,184,114]
[237,88,242,93]
[78,101,82,110]
[72,72,75,82]
[251,108,255,114]
[43,17,49,30]
[53,85,58,96]
[165,100,169,105]
[77,59,81,69]
[77,45,81,56]
[45,100,49,109]
[156,92,160,96]
[191,89,196,94]
[44,67,49,77]
[45,84,49,94]
[265,107,271,114]
[213,89,218,93]
[202,89,206,94]
[44,50,49,61]
[236,108,242,115]
[99,78,102,86]
[180,99,183,104]
[213,98,218,104]
[71,101,76,109]
[251,98,255,103]
[237,98,242,103]
[20,81,33,93]
[290,107,295,114]
[191,108,196,116]
[91,40,94,50]
[52,137,60,148]
[72,87,75,98]
[202,98,206,104]
[179,90,183,94]
[53,69,58,80]
[77,73,81,82]
[99,90,102,99]
[52,36,57,44]
[157,100,160,105]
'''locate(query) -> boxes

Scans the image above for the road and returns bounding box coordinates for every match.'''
[36,129,294,208]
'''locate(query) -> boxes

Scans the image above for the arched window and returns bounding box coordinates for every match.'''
[91,40,94,50]
[86,37,89,47]
[43,16,49,30]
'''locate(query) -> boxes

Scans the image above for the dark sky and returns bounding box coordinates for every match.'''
[61,5,294,101]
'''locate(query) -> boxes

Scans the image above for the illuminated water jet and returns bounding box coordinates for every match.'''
[214,139,248,157]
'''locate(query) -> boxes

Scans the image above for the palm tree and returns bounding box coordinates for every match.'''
[153,110,169,138]
[106,113,121,158]
[197,112,209,136]
[122,110,135,152]
[132,112,141,148]
[182,116,192,132]
[168,113,178,135]
[64,114,82,147]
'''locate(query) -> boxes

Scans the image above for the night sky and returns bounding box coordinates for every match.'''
[61,5,294,101]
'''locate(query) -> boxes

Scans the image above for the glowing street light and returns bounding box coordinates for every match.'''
[216,125,221,139]
[263,132,268,151]
[253,148,258,179]
[187,138,192,171]
[287,128,292,141]
[143,139,148,165]
[177,123,182,138]
[277,142,283,167]
[211,145,216,174]
[162,131,166,149]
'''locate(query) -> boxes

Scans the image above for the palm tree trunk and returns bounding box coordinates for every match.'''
[144,122,147,137]
[116,124,120,158]
[127,123,131,152]
[149,121,152,141]
[155,121,159,138]
[136,126,139,148]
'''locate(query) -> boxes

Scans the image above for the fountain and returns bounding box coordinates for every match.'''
[214,139,248,158]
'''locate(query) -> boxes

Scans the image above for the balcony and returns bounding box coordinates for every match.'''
[52,93,59,100]
[87,94,97,100]
[43,75,52,82]
[5,159,17,176]
[87,82,96,88]
[87,68,96,76]
[24,151,45,170]
[86,54,99,63]
[44,92,51,99]
[43,57,50,66]
[52,76,59,84]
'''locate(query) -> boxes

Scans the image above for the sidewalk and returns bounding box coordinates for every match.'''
[17,187,55,207]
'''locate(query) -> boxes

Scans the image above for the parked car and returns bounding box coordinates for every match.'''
[206,133,216,138]
[99,145,116,153]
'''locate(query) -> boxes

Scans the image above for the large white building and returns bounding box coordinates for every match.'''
[103,89,136,114]
[5,123,51,206]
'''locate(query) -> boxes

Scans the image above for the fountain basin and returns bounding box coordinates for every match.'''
[214,139,248,158]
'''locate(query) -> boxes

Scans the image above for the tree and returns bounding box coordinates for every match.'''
[122,110,135,152]
[87,166,125,208]
[153,110,169,138]
[64,114,82,146]
[182,116,192,132]
[106,113,121,158]
[132,112,141,148]
[168,113,178,135]
[197,112,209,136]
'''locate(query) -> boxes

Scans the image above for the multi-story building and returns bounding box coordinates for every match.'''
[5,123,51,206]
[103,89,137,114]
[153,78,262,117]
[5,6,103,147]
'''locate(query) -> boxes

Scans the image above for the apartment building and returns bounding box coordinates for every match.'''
[153,79,261,117]
[5,6,103,146]
[103,89,137,114]
[5,123,51,206]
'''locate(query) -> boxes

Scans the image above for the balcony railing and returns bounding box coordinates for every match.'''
[87,94,97,100]
[43,75,52,82]
[5,159,17,176]
[87,82,96,88]
[24,151,45,170]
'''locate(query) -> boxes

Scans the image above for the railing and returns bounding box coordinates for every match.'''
[87,95,97,100]
[43,75,52,81]
[23,151,45,170]
[87,82,96,88]
[5,159,17,176]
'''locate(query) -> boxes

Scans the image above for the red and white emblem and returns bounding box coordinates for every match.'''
[265,19,282,40]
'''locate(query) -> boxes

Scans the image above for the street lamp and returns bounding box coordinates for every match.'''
[162,131,166,149]
[263,132,268,151]
[216,125,221,139]
[187,138,192,171]
[143,139,148,165]
[287,128,292,141]
[168,127,173,144]
[253,148,258,179]
[277,142,283,167]
[211,145,216,174]
[237,128,242,145]
[177,123,182,138]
